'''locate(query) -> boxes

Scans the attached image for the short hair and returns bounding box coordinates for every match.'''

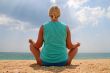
[49,6,61,18]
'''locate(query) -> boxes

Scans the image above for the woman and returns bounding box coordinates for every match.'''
[29,6,80,66]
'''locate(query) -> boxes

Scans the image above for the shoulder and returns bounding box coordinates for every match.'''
[59,21,68,30]
[42,21,50,27]
[59,21,67,26]
[59,22,70,33]
[58,21,67,29]
[41,21,51,31]
[39,25,43,33]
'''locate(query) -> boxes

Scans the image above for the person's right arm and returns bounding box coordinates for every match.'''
[66,26,80,49]
[29,25,44,50]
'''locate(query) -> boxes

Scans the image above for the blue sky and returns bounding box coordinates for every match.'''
[0,0,110,53]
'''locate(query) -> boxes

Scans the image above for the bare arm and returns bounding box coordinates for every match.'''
[66,26,80,49]
[29,25,44,49]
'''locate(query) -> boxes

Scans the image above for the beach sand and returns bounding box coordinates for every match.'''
[0,59,110,73]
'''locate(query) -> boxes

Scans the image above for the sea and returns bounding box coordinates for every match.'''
[0,52,110,60]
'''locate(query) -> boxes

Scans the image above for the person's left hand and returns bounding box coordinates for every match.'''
[29,39,35,45]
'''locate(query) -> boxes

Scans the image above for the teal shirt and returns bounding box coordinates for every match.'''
[40,21,68,63]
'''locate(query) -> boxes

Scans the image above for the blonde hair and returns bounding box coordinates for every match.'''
[49,6,61,19]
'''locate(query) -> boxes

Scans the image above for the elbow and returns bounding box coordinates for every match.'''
[35,44,42,49]
[67,44,73,49]
[34,42,42,49]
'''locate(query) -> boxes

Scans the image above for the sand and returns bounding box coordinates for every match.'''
[0,59,110,73]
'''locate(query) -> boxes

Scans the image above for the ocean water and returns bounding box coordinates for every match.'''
[0,52,110,60]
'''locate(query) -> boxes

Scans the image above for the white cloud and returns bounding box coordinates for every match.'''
[50,0,56,4]
[75,7,105,26]
[67,0,88,8]
[0,14,34,31]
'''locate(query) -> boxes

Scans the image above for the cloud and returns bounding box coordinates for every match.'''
[50,0,56,4]
[67,0,88,8]
[106,6,110,19]
[75,7,105,26]
[0,14,34,31]
[0,0,50,26]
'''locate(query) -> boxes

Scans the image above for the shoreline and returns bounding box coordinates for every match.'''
[0,58,110,60]
[0,59,110,73]
[1,52,110,60]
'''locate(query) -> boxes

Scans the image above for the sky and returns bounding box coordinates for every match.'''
[0,0,110,53]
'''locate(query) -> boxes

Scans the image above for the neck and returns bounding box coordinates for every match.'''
[51,19,58,22]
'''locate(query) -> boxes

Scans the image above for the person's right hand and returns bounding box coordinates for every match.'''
[74,42,80,48]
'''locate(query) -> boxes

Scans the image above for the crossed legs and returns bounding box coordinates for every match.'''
[30,44,78,66]
[66,48,78,65]
[30,44,42,65]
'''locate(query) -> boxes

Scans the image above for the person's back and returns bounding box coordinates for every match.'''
[29,6,80,66]
[40,21,68,64]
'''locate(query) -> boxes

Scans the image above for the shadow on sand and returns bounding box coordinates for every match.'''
[30,63,79,73]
